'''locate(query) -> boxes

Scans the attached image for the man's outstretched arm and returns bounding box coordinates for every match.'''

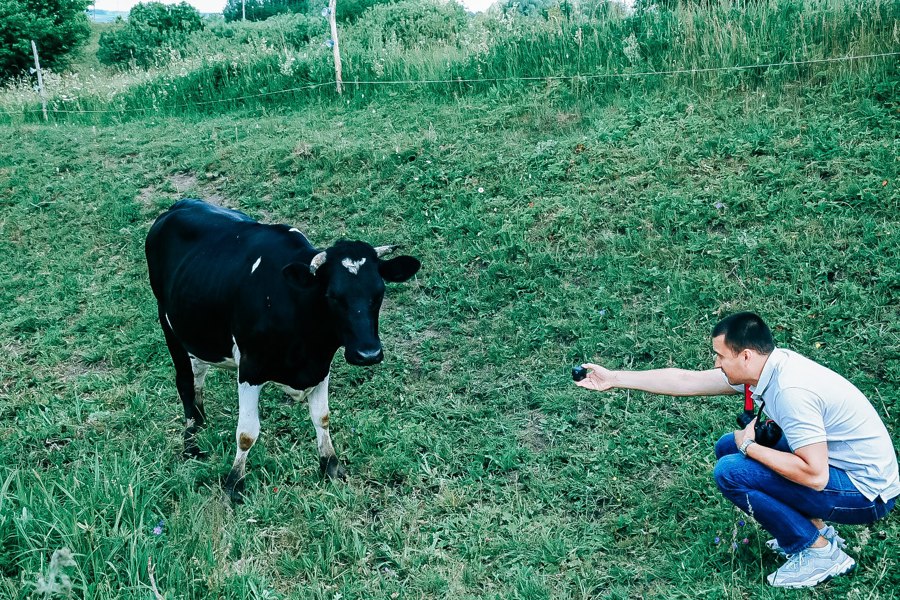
[576,363,738,397]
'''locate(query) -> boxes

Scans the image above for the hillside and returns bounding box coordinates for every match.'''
[0,1,898,598]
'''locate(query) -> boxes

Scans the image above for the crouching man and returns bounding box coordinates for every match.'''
[575,311,899,588]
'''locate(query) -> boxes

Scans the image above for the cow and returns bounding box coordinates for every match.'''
[145,199,421,503]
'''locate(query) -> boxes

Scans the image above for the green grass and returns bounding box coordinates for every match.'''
[0,76,898,597]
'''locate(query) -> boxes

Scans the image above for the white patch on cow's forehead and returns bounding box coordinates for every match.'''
[251,257,262,274]
[341,257,366,275]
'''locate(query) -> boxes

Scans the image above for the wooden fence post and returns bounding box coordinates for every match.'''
[30,40,48,122]
[327,0,343,94]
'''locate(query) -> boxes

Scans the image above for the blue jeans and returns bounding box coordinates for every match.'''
[713,433,896,554]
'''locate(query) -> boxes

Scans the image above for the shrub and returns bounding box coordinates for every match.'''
[359,0,467,49]
[335,0,396,23]
[207,12,324,48]
[223,0,309,22]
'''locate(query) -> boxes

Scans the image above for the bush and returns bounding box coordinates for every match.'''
[359,0,467,49]
[208,12,324,48]
[223,0,309,22]
[97,1,204,67]
[335,0,396,23]
[0,0,91,80]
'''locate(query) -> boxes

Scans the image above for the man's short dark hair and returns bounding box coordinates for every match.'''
[712,312,775,355]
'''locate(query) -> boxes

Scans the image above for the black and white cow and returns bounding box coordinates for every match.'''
[145,199,421,502]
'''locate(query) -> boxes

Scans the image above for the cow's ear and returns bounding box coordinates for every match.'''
[379,255,421,283]
[282,263,317,288]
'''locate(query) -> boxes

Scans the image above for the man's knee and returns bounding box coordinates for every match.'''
[714,432,738,460]
[713,454,744,492]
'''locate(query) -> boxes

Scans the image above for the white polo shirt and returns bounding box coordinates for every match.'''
[726,347,900,502]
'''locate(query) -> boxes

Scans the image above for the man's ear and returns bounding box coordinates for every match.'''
[379,255,421,283]
[282,263,318,289]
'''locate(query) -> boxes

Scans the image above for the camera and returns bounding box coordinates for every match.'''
[755,419,783,447]
[737,403,783,448]
[572,365,588,381]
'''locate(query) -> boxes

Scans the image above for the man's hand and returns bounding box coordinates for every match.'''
[734,417,757,448]
[575,363,616,391]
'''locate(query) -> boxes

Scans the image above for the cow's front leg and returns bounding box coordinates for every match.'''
[224,381,261,503]
[283,375,345,479]
[309,376,345,480]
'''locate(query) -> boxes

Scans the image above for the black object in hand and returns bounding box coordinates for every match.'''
[737,410,755,428]
[755,419,783,447]
[736,402,783,448]
[572,365,588,381]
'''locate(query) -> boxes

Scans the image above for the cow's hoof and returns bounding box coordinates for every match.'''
[320,456,347,480]
[223,471,245,504]
[183,427,207,460]
[182,445,207,460]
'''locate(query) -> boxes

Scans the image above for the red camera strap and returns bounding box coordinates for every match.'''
[744,384,754,412]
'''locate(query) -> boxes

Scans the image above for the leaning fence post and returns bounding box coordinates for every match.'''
[30,40,48,122]
[327,0,343,95]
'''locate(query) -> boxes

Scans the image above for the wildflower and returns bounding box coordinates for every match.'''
[738,520,745,527]
[325,39,335,49]
[478,187,484,193]
[273,487,279,493]
[742,538,749,544]
[732,542,738,549]
[321,6,330,17]
[152,520,164,536]
[714,536,720,545]
[714,201,725,210]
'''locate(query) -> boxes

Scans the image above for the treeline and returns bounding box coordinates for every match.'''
[1,0,898,120]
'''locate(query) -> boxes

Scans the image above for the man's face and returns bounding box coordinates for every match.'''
[713,334,747,385]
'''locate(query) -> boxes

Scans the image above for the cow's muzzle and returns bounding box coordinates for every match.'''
[346,347,384,366]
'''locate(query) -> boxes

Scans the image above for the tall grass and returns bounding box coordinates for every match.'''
[1,0,897,121]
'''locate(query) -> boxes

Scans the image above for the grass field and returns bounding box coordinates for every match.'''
[1,49,899,600]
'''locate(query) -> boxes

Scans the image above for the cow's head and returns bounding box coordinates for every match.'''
[283,241,420,366]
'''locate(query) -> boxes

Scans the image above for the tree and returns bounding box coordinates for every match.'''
[97,2,204,67]
[0,0,91,80]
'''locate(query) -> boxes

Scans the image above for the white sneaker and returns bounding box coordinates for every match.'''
[766,538,856,588]
[766,525,846,556]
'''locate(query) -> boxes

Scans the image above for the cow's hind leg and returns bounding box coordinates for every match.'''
[223,381,262,504]
[159,308,207,458]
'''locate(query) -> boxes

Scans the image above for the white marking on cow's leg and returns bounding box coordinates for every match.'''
[282,379,333,457]
[226,381,262,499]
[165,312,174,330]
[189,356,210,414]
[280,375,340,477]
[306,375,335,459]
[306,375,343,478]
[341,257,366,275]
[251,257,262,274]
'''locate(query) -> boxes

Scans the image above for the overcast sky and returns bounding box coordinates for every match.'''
[90,0,497,13]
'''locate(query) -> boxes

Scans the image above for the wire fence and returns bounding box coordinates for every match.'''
[5,51,898,117]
